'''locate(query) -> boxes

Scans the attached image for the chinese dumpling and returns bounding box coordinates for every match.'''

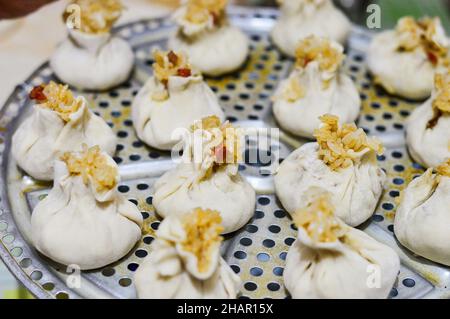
[274,114,386,227]
[394,160,450,266]
[12,82,116,181]
[406,72,450,168]
[132,50,224,151]
[153,116,255,234]
[284,192,400,299]
[168,0,249,76]
[51,0,134,90]
[272,36,360,139]
[368,17,449,100]
[271,0,351,57]
[135,209,241,299]
[31,145,143,270]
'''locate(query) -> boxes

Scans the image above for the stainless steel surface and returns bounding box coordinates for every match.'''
[0,6,448,299]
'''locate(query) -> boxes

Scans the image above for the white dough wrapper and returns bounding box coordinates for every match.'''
[274,143,386,227]
[406,73,450,168]
[132,75,225,151]
[285,212,400,299]
[271,0,350,57]
[367,31,437,100]
[169,3,249,78]
[31,157,143,270]
[169,25,249,77]
[135,214,241,299]
[12,96,117,181]
[394,169,450,266]
[406,98,450,168]
[51,29,134,90]
[273,64,360,139]
[153,163,255,234]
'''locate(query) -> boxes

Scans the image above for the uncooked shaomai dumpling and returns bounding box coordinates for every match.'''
[168,0,249,76]
[394,159,450,266]
[31,145,143,270]
[272,35,360,139]
[153,116,255,234]
[406,72,450,168]
[51,0,134,90]
[132,50,224,151]
[284,191,400,299]
[271,0,351,57]
[274,114,386,227]
[135,209,241,299]
[12,82,116,181]
[368,16,449,100]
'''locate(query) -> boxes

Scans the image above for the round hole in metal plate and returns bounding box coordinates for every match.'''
[240,237,252,246]
[267,282,280,291]
[20,258,32,268]
[119,277,132,287]
[257,252,270,262]
[273,267,284,276]
[250,267,263,277]
[56,292,69,299]
[31,270,43,281]
[11,247,23,257]
[390,288,398,298]
[230,265,240,274]
[42,282,55,291]
[102,267,115,277]
[0,221,7,231]
[234,251,247,259]
[2,234,14,244]
[244,282,258,291]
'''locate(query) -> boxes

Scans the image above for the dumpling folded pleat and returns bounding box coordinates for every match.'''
[368,16,449,100]
[284,192,400,299]
[31,145,143,270]
[132,50,224,151]
[12,82,117,181]
[51,0,134,90]
[406,72,450,168]
[135,209,241,299]
[271,0,350,57]
[394,160,450,266]
[272,36,360,139]
[168,0,249,76]
[153,116,256,234]
[274,114,386,227]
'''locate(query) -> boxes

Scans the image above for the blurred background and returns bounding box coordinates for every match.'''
[1,0,449,29]
[235,0,450,30]
[0,0,449,299]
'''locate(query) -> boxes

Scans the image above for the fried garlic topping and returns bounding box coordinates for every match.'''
[152,50,193,101]
[61,145,118,192]
[181,208,224,273]
[29,82,82,122]
[295,36,344,74]
[427,73,450,128]
[396,17,449,66]
[436,158,450,177]
[282,77,306,102]
[314,114,383,170]
[185,0,227,25]
[433,73,450,113]
[191,115,222,131]
[191,116,241,176]
[65,0,123,34]
[294,195,343,243]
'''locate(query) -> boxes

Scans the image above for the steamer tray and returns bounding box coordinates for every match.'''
[0,6,448,299]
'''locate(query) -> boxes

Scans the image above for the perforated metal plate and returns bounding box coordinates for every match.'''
[0,7,449,299]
